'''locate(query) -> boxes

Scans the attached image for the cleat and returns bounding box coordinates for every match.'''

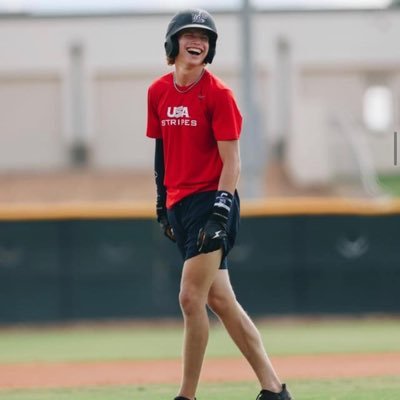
[256,384,293,400]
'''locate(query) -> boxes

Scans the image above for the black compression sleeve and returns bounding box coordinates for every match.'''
[154,139,166,211]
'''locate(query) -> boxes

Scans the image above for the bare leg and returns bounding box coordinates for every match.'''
[177,250,221,400]
[207,270,282,393]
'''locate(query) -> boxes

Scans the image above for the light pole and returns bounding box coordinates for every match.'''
[240,0,265,198]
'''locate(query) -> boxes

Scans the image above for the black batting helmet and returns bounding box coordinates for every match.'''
[164,9,218,64]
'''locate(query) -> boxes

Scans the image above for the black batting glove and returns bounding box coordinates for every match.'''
[157,205,176,243]
[197,190,233,254]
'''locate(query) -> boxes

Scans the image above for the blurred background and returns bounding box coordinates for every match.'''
[0,0,399,324]
[0,0,399,202]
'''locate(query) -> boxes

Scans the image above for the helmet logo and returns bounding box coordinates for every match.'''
[191,11,208,24]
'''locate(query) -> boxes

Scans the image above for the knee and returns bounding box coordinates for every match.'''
[207,292,235,317]
[179,288,206,316]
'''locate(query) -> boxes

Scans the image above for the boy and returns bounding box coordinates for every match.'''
[146,9,293,400]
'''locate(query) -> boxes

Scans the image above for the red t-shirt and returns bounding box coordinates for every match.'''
[146,69,242,208]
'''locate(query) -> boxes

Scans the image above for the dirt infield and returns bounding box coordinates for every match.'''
[1,353,399,389]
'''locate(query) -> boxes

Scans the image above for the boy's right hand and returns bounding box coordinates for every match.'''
[157,208,176,242]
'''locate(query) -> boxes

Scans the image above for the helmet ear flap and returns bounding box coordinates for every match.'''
[164,36,179,59]
[204,51,214,64]
[204,38,216,64]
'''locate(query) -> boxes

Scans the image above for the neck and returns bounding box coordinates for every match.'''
[174,64,205,86]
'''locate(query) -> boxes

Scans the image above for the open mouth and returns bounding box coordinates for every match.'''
[187,47,202,56]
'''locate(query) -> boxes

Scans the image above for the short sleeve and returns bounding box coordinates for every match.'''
[211,88,242,141]
[146,86,162,139]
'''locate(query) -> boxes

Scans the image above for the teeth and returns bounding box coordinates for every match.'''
[187,48,202,55]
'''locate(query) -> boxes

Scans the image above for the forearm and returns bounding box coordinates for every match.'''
[217,140,241,195]
[218,158,240,195]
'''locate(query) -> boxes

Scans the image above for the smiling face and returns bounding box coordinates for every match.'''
[175,28,210,67]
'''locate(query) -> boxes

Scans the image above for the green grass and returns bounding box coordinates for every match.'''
[0,377,399,400]
[378,174,400,196]
[256,318,400,356]
[0,318,399,399]
[0,318,399,363]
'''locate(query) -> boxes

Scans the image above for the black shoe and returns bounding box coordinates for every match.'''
[256,384,293,400]
[174,397,196,400]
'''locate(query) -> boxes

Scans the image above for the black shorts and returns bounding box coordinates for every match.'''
[167,190,240,269]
